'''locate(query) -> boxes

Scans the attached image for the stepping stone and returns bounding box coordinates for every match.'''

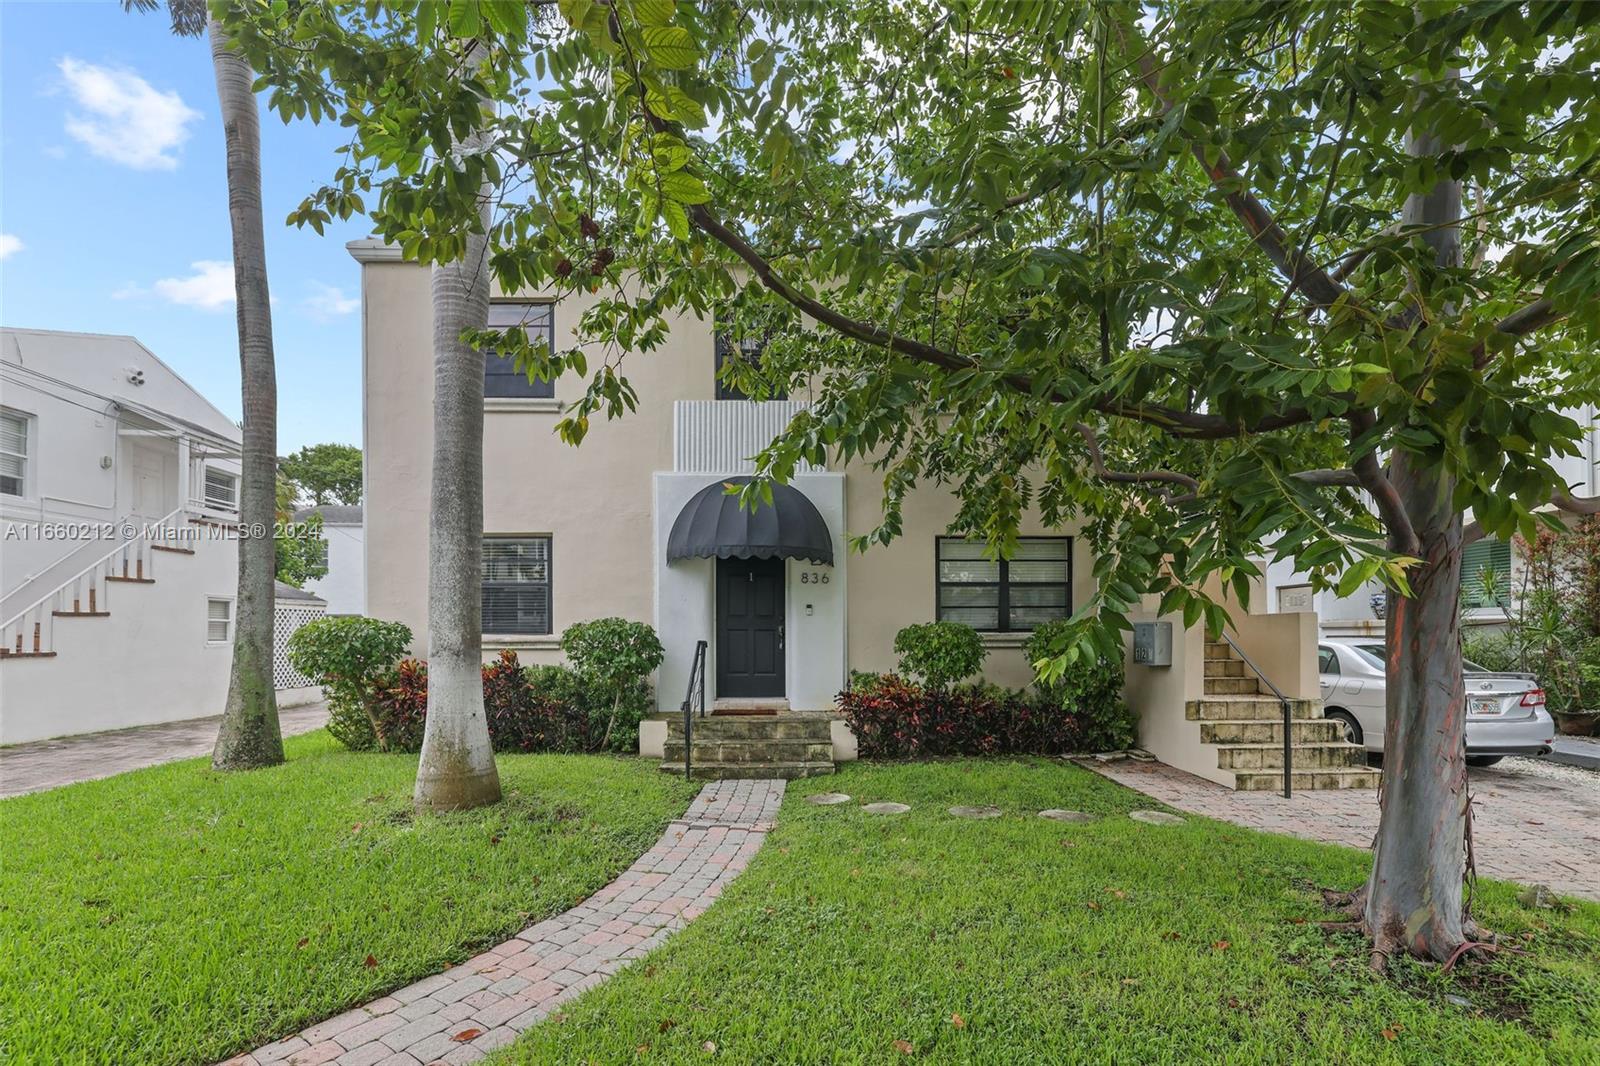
[1038,809,1094,823]
[807,792,852,806]
[948,805,1002,819]
[861,802,911,815]
[1129,810,1186,826]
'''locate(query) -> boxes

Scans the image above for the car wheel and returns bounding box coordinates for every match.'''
[1326,709,1363,746]
[1466,755,1504,768]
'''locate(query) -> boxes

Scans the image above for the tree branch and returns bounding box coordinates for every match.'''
[1347,410,1421,556]
[1075,423,1201,496]
[1462,491,1599,547]
[1291,468,1363,487]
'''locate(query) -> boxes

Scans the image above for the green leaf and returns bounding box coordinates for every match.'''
[658,171,710,204]
[447,0,482,39]
[632,0,675,27]
[641,25,697,69]
[662,199,690,240]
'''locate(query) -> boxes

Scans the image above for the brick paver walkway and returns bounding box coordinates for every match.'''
[1091,759,1600,901]
[219,778,786,1066]
[0,702,331,798]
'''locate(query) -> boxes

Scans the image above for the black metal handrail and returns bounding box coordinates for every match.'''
[680,640,707,780]
[1219,632,1294,799]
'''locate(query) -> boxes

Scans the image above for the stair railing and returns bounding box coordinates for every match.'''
[0,506,187,659]
[679,639,708,779]
[1219,631,1293,799]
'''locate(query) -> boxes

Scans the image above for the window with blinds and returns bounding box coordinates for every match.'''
[203,468,238,509]
[1460,538,1511,609]
[714,332,786,401]
[484,302,557,399]
[207,598,233,643]
[936,537,1071,632]
[482,536,552,634]
[0,409,28,497]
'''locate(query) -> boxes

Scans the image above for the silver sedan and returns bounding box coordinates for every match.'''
[1317,640,1556,767]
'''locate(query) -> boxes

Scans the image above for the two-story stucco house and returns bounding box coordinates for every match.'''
[349,240,1374,791]
[0,328,244,743]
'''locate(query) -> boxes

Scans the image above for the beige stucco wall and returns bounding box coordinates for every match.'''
[1225,610,1320,700]
[843,476,1095,691]
[360,254,714,661]
[358,249,1102,715]
[1123,613,1231,786]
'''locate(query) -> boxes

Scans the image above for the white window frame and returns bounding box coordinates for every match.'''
[203,467,239,510]
[207,597,234,644]
[0,407,31,499]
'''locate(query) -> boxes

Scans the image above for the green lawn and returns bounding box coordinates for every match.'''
[498,759,1599,1065]
[0,731,697,1065]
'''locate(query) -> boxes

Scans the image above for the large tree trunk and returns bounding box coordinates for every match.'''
[414,42,501,811]
[1364,455,1470,961]
[209,16,283,771]
[1361,72,1470,961]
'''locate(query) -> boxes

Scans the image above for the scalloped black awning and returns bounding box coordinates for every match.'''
[667,476,833,566]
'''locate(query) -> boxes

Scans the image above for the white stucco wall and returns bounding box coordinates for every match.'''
[653,472,848,712]
[305,522,365,615]
[0,527,239,744]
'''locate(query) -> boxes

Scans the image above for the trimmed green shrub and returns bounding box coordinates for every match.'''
[893,621,986,690]
[839,675,1092,757]
[286,616,413,750]
[1025,621,1136,751]
[560,618,664,750]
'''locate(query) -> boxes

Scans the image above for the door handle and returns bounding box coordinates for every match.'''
[778,624,784,650]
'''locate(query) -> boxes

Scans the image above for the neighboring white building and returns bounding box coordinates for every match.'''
[293,504,365,615]
[0,328,244,743]
[1263,404,1600,635]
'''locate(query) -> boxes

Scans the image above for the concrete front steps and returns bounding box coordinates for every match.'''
[661,709,836,780]
[1192,641,1379,791]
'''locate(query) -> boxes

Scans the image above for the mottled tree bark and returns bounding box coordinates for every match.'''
[1361,74,1471,962]
[414,40,501,812]
[209,15,283,771]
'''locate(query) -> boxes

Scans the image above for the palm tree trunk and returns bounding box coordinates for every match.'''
[208,15,283,771]
[414,41,501,811]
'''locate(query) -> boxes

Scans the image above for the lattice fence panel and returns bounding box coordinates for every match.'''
[273,602,327,690]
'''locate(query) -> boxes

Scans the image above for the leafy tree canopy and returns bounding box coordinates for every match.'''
[279,442,364,505]
[229,0,1600,670]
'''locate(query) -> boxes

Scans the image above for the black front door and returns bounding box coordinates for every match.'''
[716,556,785,698]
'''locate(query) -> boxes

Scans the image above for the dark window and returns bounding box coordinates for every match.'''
[1318,647,1339,675]
[1459,538,1510,609]
[482,536,552,634]
[484,302,556,399]
[936,536,1071,632]
[715,333,786,401]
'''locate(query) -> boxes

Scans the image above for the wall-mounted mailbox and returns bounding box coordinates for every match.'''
[1132,621,1172,667]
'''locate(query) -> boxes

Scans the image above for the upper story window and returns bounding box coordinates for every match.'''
[1460,537,1510,609]
[0,408,29,497]
[203,468,239,510]
[482,535,552,635]
[715,333,786,401]
[936,536,1071,632]
[484,302,556,399]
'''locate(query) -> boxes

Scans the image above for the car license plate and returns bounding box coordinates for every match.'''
[1469,696,1502,716]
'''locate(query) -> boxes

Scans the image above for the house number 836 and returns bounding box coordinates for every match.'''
[799,571,830,585]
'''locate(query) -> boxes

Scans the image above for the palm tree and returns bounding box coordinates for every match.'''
[127,0,283,769]
[414,39,501,811]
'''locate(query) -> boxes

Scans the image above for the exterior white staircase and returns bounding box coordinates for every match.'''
[0,507,193,659]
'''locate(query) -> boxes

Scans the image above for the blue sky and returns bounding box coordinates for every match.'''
[1,1,370,453]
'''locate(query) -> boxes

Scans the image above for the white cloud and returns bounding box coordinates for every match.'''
[302,282,359,321]
[0,234,22,261]
[118,260,236,311]
[57,57,200,171]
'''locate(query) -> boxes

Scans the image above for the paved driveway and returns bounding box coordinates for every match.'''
[1091,757,1600,902]
[0,702,330,798]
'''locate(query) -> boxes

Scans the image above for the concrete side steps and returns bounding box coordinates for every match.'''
[660,761,834,781]
[1203,657,1248,677]
[1200,717,1345,745]
[1186,697,1320,722]
[1203,676,1261,695]
[1233,767,1382,791]
[663,739,833,764]
[666,717,832,742]
[1214,741,1370,770]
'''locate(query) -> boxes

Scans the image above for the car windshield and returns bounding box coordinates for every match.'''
[1351,643,1490,673]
